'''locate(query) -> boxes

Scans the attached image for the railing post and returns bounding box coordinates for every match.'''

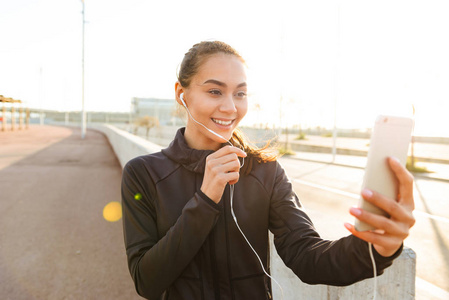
[26,108,30,129]
[1,105,6,131]
[19,107,24,130]
[11,106,16,131]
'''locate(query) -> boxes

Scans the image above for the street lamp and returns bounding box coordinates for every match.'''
[81,0,86,139]
[332,4,341,163]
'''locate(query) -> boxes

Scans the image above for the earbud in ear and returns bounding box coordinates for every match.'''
[179,92,229,143]
[180,93,187,107]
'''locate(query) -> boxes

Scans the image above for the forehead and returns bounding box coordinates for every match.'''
[194,53,247,85]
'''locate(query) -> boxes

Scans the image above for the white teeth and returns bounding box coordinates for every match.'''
[212,118,232,126]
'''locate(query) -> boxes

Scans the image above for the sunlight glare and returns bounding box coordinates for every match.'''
[103,201,122,222]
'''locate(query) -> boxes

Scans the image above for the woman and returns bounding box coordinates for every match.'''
[121,41,415,300]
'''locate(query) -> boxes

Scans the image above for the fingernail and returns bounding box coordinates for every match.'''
[350,207,362,216]
[390,156,400,163]
[344,223,352,230]
[362,188,373,198]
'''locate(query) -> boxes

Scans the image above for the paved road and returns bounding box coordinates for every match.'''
[279,156,449,299]
[0,126,140,300]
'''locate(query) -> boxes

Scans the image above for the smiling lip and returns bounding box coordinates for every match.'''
[212,118,234,126]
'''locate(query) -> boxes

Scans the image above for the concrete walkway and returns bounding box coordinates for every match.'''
[0,125,140,300]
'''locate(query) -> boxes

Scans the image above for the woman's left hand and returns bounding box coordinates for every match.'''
[344,157,416,257]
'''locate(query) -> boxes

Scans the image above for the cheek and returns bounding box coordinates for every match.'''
[238,101,248,119]
[193,99,213,117]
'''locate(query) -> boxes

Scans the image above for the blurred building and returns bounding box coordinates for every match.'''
[131,97,184,126]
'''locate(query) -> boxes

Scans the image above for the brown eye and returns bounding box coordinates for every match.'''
[236,91,247,98]
[209,89,222,95]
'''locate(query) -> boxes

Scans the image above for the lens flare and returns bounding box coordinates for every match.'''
[103,201,122,222]
[134,193,142,201]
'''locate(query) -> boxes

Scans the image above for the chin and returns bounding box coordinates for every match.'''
[210,132,232,144]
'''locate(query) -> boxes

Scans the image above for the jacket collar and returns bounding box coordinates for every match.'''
[161,127,215,174]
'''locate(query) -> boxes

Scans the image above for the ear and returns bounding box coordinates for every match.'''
[175,82,186,106]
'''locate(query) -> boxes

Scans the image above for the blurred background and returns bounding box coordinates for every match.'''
[1,0,448,137]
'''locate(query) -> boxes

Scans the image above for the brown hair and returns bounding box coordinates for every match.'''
[178,41,245,88]
[177,41,277,165]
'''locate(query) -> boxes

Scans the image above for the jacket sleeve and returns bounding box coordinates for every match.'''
[121,158,221,299]
[268,162,402,286]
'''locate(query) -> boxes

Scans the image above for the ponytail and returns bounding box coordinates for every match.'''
[229,128,278,173]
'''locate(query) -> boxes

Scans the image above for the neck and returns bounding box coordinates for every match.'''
[184,125,222,150]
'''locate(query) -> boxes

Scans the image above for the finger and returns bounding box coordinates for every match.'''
[223,170,240,185]
[360,189,415,227]
[344,223,403,255]
[218,159,242,174]
[207,161,240,180]
[388,157,414,206]
[222,153,242,165]
[207,154,241,175]
[218,145,247,158]
[207,150,237,164]
[349,206,407,238]
[208,153,241,170]
[228,174,240,185]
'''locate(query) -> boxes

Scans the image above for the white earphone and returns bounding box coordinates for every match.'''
[179,92,229,142]
[180,93,187,107]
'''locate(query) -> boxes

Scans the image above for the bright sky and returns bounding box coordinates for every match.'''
[1,0,448,136]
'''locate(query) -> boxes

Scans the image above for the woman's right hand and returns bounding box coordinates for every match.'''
[201,146,247,203]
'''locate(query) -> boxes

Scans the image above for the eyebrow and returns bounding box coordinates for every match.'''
[202,79,247,88]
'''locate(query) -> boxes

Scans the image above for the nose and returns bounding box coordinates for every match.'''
[219,94,237,113]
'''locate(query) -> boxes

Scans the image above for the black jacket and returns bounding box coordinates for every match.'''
[121,128,401,300]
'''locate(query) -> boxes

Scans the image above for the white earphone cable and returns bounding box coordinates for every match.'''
[230,185,284,300]
[368,242,377,300]
[183,94,281,297]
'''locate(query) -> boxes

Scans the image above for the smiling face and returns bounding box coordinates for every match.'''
[176,53,248,150]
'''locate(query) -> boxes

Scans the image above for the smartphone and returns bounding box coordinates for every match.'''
[355,115,414,231]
